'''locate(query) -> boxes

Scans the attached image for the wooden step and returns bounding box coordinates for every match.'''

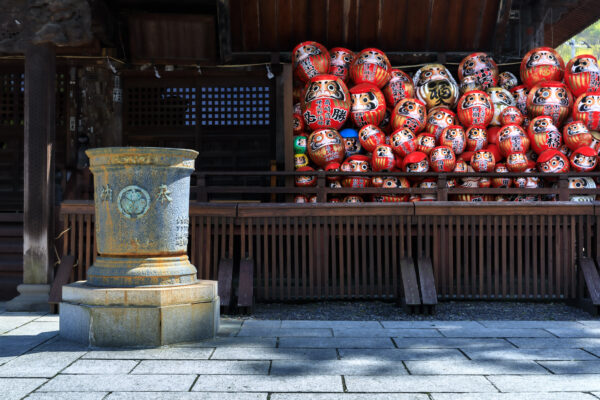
[399,257,421,312]
[217,258,234,312]
[417,257,437,315]
[237,258,254,314]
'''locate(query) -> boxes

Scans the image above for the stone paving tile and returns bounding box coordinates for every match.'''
[344,375,497,393]
[546,328,600,338]
[380,321,485,329]
[217,319,243,337]
[3,321,59,336]
[241,320,282,328]
[0,316,41,334]
[579,321,600,328]
[392,338,514,348]
[190,375,343,392]
[270,359,408,376]
[39,374,197,392]
[237,328,332,337]
[61,360,138,374]
[338,348,468,361]
[404,360,548,375]
[0,336,59,359]
[507,338,600,348]
[33,316,60,322]
[278,337,394,348]
[175,337,277,348]
[271,394,429,400]
[211,347,338,360]
[25,393,108,400]
[82,347,213,360]
[280,321,382,329]
[0,378,47,400]
[332,328,442,338]
[585,348,600,358]
[131,360,270,375]
[462,348,599,361]
[538,361,600,374]
[488,374,600,392]
[431,393,597,400]
[106,393,267,400]
[0,350,85,377]
[439,328,553,338]
[477,321,586,329]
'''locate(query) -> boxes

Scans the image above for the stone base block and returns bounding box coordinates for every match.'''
[59,280,219,347]
[5,284,51,312]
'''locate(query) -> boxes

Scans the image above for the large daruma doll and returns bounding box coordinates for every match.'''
[470,149,496,172]
[440,125,466,155]
[498,124,530,157]
[429,146,456,172]
[573,91,600,131]
[391,98,426,133]
[458,52,499,90]
[563,121,593,151]
[328,47,355,83]
[426,107,456,142]
[564,54,600,98]
[350,48,391,88]
[390,128,417,157]
[349,83,386,127]
[520,47,565,88]
[457,90,494,127]
[413,63,460,109]
[307,129,345,167]
[383,69,414,107]
[292,41,330,83]
[302,74,351,131]
[526,81,572,126]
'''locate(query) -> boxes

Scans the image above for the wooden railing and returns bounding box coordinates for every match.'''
[59,200,599,302]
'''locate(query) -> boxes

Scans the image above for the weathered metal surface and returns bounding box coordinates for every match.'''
[85,146,199,287]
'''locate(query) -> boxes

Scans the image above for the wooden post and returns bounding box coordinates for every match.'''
[7,43,56,311]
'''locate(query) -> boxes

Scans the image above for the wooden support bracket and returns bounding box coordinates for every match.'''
[577,257,600,316]
[399,257,421,314]
[48,255,75,313]
[417,257,438,315]
[217,257,234,313]
[237,257,254,314]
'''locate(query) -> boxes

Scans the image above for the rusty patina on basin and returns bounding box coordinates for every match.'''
[85,147,199,287]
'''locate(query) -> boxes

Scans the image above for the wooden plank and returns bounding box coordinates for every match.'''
[581,257,600,305]
[216,0,233,63]
[486,215,492,297]
[548,215,554,298]
[400,258,421,306]
[279,217,284,300]
[470,215,476,297]
[237,258,254,311]
[501,215,507,298]
[361,216,367,297]
[84,214,91,273]
[418,257,438,306]
[541,215,546,298]
[77,214,83,282]
[479,216,484,298]
[264,217,270,300]
[448,215,454,299]
[48,255,75,304]
[384,215,391,297]
[352,216,359,296]
[517,215,522,297]
[217,257,234,309]
[376,216,383,297]
[456,215,462,297]
[556,215,562,297]
[524,215,530,298]
[391,216,398,298]
[315,216,321,299]
[271,217,277,299]
[331,216,337,298]
[509,214,515,298]
[533,215,539,298]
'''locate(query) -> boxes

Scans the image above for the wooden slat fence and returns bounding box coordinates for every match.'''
[58,201,599,302]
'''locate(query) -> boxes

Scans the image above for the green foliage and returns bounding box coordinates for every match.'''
[556,19,600,62]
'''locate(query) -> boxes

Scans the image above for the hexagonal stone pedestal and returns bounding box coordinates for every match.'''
[59,280,219,347]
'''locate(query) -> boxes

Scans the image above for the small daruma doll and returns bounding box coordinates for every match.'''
[292,41,330,83]
[528,116,562,155]
[458,52,499,89]
[413,63,460,109]
[520,47,565,88]
[371,177,411,203]
[440,125,466,155]
[372,144,396,172]
[429,146,456,172]
[383,69,414,107]
[340,128,362,157]
[416,133,436,155]
[328,47,355,83]
[465,126,488,152]
[295,166,317,187]
[457,90,494,127]
[293,113,305,134]
[470,150,496,172]
[459,75,482,95]
[570,146,598,172]
[510,85,529,116]
[390,128,417,157]
[391,98,426,133]
[358,124,386,153]
[569,177,596,202]
[573,91,600,131]
[564,54,600,98]
[350,48,392,88]
[340,155,371,188]
[526,81,572,126]
[498,124,530,157]
[537,149,570,174]
[500,106,524,126]
[563,121,592,151]
[498,71,519,91]
[487,87,515,126]
[294,135,307,154]
[506,152,529,172]
[302,74,351,131]
[491,163,513,188]
[307,129,345,167]
[349,83,386,127]
[426,107,456,141]
[403,151,429,175]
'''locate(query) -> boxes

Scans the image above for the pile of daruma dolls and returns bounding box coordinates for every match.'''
[292,41,600,203]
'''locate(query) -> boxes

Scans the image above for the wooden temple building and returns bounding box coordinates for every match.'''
[2,0,600,312]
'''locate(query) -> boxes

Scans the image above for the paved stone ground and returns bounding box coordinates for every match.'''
[3,304,600,399]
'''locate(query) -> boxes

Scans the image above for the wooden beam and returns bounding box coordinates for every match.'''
[492,0,513,60]
[217,0,233,64]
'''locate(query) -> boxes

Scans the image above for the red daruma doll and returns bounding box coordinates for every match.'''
[564,54,600,98]
[526,81,572,126]
[302,74,351,131]
[372,144,396,172]
[292,41,330,83]
[383,69,414,107]
[510,85,529,116]
[340,155,371,188]
[328,47,355,83]
[570,146,598,172]
[563,121,593,151]
[429,146,456,172]
[498,124,530,157]
[440,125,466,155]
[537,149,570,173]
[573,91,600,131]
[470,150,496,172]
[358,124,386,153]
[307,129,345,168]
[465,126,488,152]
[457,90,494,127]
[520,47,565,89]
[458,52,499,90]
[416,133,436,155]
[350,48,392,88]
[390,128,417,158]
[403,151,430,174]
[349,83,386,127]
[426,107,456,142]
[391,98,426,133]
